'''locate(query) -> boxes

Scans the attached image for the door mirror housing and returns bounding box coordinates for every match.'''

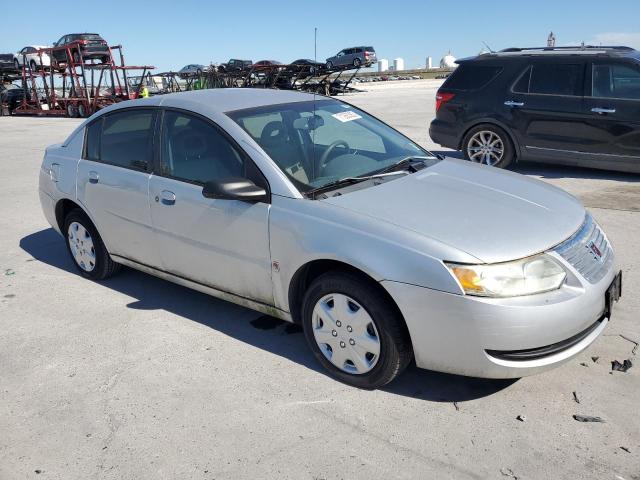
[202,178,268,203]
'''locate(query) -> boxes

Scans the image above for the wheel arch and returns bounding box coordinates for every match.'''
[287,259,409,336]
[458,119,521,161]
[55,198,92,233]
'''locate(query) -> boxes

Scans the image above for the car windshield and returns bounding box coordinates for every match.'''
[78,34,102,41]
[228,99,438,193]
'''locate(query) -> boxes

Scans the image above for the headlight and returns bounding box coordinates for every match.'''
[446,254,566,297]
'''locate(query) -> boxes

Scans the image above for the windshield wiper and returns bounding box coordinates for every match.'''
[305,170,408,198]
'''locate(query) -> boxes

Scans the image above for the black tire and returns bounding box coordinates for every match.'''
[14,59,20,71]
[29,60,38,72]
[301,271,412,389]
[64,209,121,280]
[72,50,81,64]
[77,103,87,118]
[66,103,78,118]
[326,61,333,70]
[101,55,110,64]
[353,58,361,68]
[462,124,515,169]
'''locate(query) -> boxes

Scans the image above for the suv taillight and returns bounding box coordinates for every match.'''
[435,92,455,112]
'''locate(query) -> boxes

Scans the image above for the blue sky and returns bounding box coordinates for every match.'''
[1,0,639,72]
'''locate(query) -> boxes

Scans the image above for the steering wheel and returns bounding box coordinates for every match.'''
[319,140,350,173]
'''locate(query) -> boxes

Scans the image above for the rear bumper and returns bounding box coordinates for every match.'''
[382,257,618,378]
[428,119,460,150]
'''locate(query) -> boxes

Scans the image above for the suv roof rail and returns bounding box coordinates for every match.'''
[495,45,635,55]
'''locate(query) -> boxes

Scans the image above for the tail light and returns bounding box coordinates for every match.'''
[435,91,455,112]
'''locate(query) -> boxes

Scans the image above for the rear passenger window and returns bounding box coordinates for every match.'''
[442,65,502,90]
[84,109,155,170]
[592,63,640,99]
[529,64,583,96]
[512,67,531,93]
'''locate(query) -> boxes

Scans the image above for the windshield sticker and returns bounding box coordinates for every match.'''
[332,111,362,122]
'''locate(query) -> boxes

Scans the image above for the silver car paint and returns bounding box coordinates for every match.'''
[38,89,616,379]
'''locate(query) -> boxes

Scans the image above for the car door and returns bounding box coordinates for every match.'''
[77,107,163,267]
[148,109,273,304]
[580,60,640,172]
[505,60,588,162]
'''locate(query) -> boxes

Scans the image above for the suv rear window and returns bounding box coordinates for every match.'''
[529,64,583,96]
[442,64,502,90]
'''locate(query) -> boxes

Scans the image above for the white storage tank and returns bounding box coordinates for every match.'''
[378,59,389,72]
[393,57,405,72]
[426,56,433,69]
[440,51,457,69]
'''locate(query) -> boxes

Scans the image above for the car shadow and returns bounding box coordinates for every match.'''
[431,150,640,181]
[20,228,516,402]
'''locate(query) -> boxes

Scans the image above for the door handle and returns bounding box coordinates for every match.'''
[159,190,176,206]
[88,171,99,184]
[591,107,616,114]
[504,100,524,107]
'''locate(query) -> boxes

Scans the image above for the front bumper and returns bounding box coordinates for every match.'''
[382,257,618,378]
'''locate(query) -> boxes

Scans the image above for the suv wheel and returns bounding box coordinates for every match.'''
[462,124,514,168]
[353,58,361,68]
[64,209,121,280]
[301,272,412,388]
[326,61,333,70]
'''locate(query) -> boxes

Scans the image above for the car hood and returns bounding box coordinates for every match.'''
[321,158,586,263]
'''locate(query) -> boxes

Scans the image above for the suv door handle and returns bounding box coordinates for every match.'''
[591,107,616,114]
[88,171,99,184]
[504,100,524,107]
[159,190,176,206]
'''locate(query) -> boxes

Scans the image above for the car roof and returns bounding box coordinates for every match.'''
[103,88,322,115]
[466,46,639,62]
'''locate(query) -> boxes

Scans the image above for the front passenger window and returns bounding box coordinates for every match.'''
[160,111,245,184]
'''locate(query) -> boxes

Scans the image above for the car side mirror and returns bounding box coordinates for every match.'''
[202,177,268,203]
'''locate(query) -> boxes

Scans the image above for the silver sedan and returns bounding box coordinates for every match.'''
[39,89,621,388]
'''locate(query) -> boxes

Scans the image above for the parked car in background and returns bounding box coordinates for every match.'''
[326,47,377,69]
[218,59,252,73]
[430,45,640,173]
[0,83,25,114]
[51,33,111,65]
[178,64,205,78]
[39,88,620,388]
[253,60,283,68]
[289,58,325,78]
[0,54,17,74]
[13,46,51,71]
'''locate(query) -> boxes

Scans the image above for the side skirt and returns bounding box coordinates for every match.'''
[111,255,292,322]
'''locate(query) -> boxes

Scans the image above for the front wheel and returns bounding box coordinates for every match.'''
[302,272,412,389]
[64,209,121,280]
[353,58,361,68]
[462,124,515,168]
[326,61,333,70]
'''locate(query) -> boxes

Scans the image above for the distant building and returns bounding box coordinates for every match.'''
[426,56,433,69]
[440,51,457,69]
[393,57,405,72]
[378,59,389,72]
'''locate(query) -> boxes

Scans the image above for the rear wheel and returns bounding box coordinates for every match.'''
[29,60,38,72]
[72,50,81,64]
[77,103,87,118]
[462,124,515,168]
[64,209,120,280]
[301,272,412,389]
[353,58,361,68]
[14,59,20,71]
[326,61,333,70]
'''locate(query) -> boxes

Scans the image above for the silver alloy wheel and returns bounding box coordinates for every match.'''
[467,130,504,166]
[68,222,96,272]
[312,293,381,374]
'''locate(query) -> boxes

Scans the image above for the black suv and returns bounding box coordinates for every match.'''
[429,46,640,173]
[51,33,111,65]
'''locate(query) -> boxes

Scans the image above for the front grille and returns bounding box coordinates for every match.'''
[554,214,613,284]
